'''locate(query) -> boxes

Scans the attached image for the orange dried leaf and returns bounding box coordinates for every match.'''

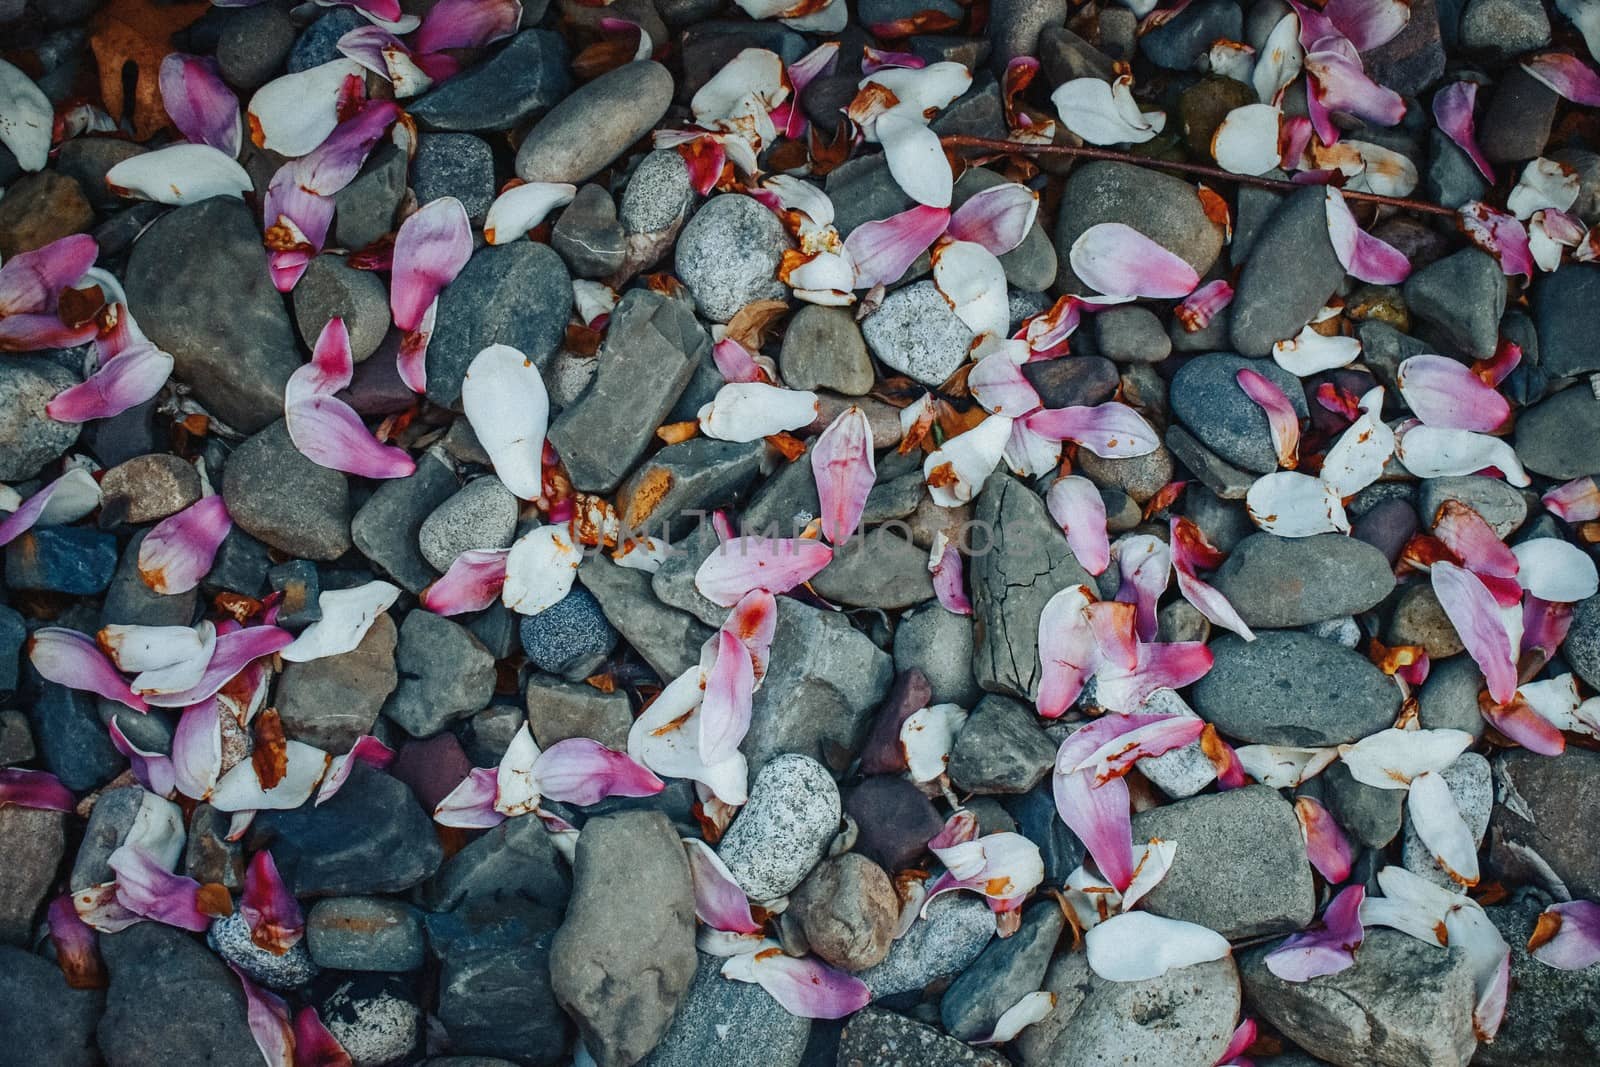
[89,0,210,140]
[251,708,288,790]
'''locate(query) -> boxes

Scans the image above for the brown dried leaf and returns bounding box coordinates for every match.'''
[89,0,209,140]
[251,708,288,790]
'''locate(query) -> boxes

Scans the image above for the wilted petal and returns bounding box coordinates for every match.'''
[231,965,293,1067]
[973,991,1055,1046]
[484,181,577,245]
[1459,201,1535,279]
[1324,0,1411,48]
[210,740,331,812]
[47,341,173,423]
[929,534,972,615]
[1295,795,1353,882]
[281,582,399,662]
[105,144,251,205]
[99,623,203,675]
[137,496,232,595]
[1069,223,1199,299]
[1171,516,1255,640]
[433,766,503,828]
[1272,323,1363,376]
[1213,103,1284,175]
[241,850,303,954]
[932,239,1010,339]
[247,60,364,156]
[315,734,395,806]
[1264,884,1365,981]
[629,667,748,806]
[712,337,763,383]
[531,737,664,806]
[1528,900,1600,970]
[1338,727,1473,789]
[1037,586,1100,717]
[1236,367,1301,469]
[1112,535,1169,642]
[1051,75,1166,146]
[699,382,820,442]
[0,468,101,547]
[421,548,510,615]
[412,0,520,53]
[292,1005,350,1067]
[1085,911,1231,981]
[876,112,952,208]
[1047,476,1110,576]
[462,344,549,499]
[947,182,1039,256]
[0,58,51,171]
[901,703,969,782]
[811,406,875,543]
[390,197,473,333]
[1254,12,1305,103]
[1304,48,1405,142]
[1522,51,1600,105]
[1395,423,1530,486]
[1407,769,1480,887]
[1482,691,1566,756]
[29,628,146,711]
[108,846,210,932]
[1320,386,1393,496]
[925,415,1014,506]
[1247,471,1348,536]
[857,61,971,129]
[501,525,583,615]
[1175,279,1234,332]
[843,205,952,289]
[695,536,832,606]
[144,624,291,708]
[1508,158,1580,223]
[1064,716,1208,784]
[1512,537,1599,602]
[722,944,871,1019]
[287,98,400,196]
[46,893,105,988]
[0,767,75,811]
[1397,354,1508,432]
[1325,187,1411,283]
[1238,745,1338,788]
[172,701,223,801]
[159,54,241,156]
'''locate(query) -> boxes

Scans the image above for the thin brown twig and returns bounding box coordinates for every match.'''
[939,135,1461,218]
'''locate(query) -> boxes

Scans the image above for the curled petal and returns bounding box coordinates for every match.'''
[1407,769,1480,887]
[1431,501,1518,581]
[925,415,1013,507]
[532,737,664,806]
[1037,586,1099,717]
[1337,727,1473,789]
[232,965,294,1067]
[241,850,303,954]
[1236,368,1301,468]
[902,703,968,782]
[1237,745,1337,788]
[286,395,416,478]
[1114,535,1170,642]
[1047,476,1110,576]
[1176,279,1234,332]
[209,741,331,812]
[1395,423,1530,486]
[46,342,173,423]
[1482,692,1566,756]
[421,548,510,615]
[929,534,972,615]
[947,182,1039,256]
[1295,795,1352,883]
[108,719,176,797]
[810,406,875,544]
[1522,52,1600,105]
[315,733,396,806]
[485,181,577,245]
[105,145,251,205]
[698,382,820,442]
[462,344,550,500]
[1085,911,1231,981]
[1171,516,1254,640]
[1304,48,1405,142]
[0,767,75,812]
[172,701,223,801]
[1063,716,1207,784]
[0,469,101,548]
[433,767,503,829]
[843,205,951,290]
[721,944,871,1019]
[876,112,951,208]
[1325,187,1411,283]
[280,582,399,662]
[1528,900,1600,970]
[246,60,365,156]
[144,625,292,708]
[695,536,833,606]
[1247,471,1348,537]
[390,197,473,333]
[413,0,522,54]
[1397,354,1508,432]
[138,496,232,595]
[699,630,755,765]
[1432,82,1492,182]
[973,991,1056,1046]
[1254,12,1305,103]
[1024,402,1159,458]
[1273,323,1363,376]
[1319,386,1392,496]
[29,628,146,711]
[292,1005,351,1067]
[684,838,762,935]
[628,668,748,806]
[108,846,210,932]
[286,316,354,408]
[0,58,51,171]
[502,525,583,615]
[159,54,241,156]
[1264,884,1365,981]
[287,98,400,197]
[1324,0,1411,49]
[1068,223,1199,299]
[1051,75,1166,146]
[1458,201,1534,279]
[47,894,105,989]
[712,337,762,383]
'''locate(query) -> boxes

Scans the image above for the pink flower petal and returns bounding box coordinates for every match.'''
[1024,401,1160,458]
[1235,368,1301,470]
[712,337,763,383]
[316,734,395,806]
[1397,354,1509,432]
[1091,640,1215,714]
[810,405,875,544]
[241,850,303,954]
[930,536,972,615]
[46,340,173,423]
[293,1005,352,1067]
[694,536,833,606]
[413,0,521,54]
[108,719,176,797]
[1325,187,1412,283]
[1295,795,1353,883]
[138,495,232,595]
[699,630,755,766]
[968,347,1041,417]
[1305,47,1406,141]
[533,737,665,806]
[1431,560,1518,704]
[1175,278,1234,332]
[0,767,75,811]
[287,316,355,407]
[1323,0,1411,49]
[1047,475,1110,576]
[1432,82,1493,182]
[108,846,211,932]
[721,944,871,1019]
[0,469,101,548]
[1522,52,1600,106]
[1265,884,1365,981]
[433,766,504,829]
[1529,900,1600,970]
[947,182,1039,256]
[142,625,294,708]
[421,548,511,615]
[47,893,105,989]
[231,964,294,1067]
[1038,586,1099,718]
[1171,516,1255,641]
[1064,716,1208,784]
[0,233,100,351]
[396,300,435,394]
[1544,476,1600,523]
[1479,693,1565,755]
[1522,595,1573,661]
[788,41,840,96]
[390,197,472,333]
[684,837,763,934]
[1459,201,1535,279]
[1114,535,1171,642]
[286,394,416,479]
[286,98,400,197]
[172,700,223,801]
[1054,769,1135,891]
[29,628,147,711]
[159,54,241,156]
[843,204,951,290]
[1068,222,1200,299]
[1408,769,1480,887]
[1219,1019,1258,1066]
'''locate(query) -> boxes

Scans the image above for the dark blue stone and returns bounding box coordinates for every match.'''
[1002,784,1085,885]
[287,8,366,73]
[0,604,23,694]
[6,526,118,594]
[28,674,124,791]
[518,586,618,675]
[268,559,322,629]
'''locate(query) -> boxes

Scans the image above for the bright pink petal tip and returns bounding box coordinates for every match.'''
[699,629,755,765]
[1459,201,1535,279]
[811,406,875,544]
[390,197,472,333]
[1172,516,1255,641]
[413,0,522,55]
[533,737,665,806]
[1522,52,1600,106]
[1054,768,1135,891]
[0,767,76,811]
[684,838,763,935]
[694,536,833,606]
[722,947,872,1020]
[422,548,511,615]
[1432,82,1493,182]
[1235,368,1301,469]
[29,628,147,711]
[241,850,304,954]
[1295,796,1353,883]
[232,964,294,1067]
[0,469,100,548]
[1398,354,1509,432]
[1326,188,1412,283]
[1068,222,1200,299]
[1024,401,1160,458]
[1264,884,1365,981]
[292,1005,352,1067]
[108,846,212,932]
[47,340,174,423]
[947,183,1039,257]
[285,395,416,479]
[930,539,972,615]
[1544,476,1600,523]
[433,766,504,829]
[159,53,241,156]
[1431,560,1518,704]
[1176,278,1233,332]
[712,337,763,383]
[316,733,396,806]
[843,205,951,290]
[138,496,233,595]
[1047,476,1110,576]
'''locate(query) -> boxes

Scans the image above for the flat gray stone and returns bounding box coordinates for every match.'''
[894,605,982,706]
[577,554,711,682]
[306,897,425,972]
[1170,353,1309,474]
[948,694,1055,794]
[1211,533,1396,627]
[642,952,809,1067]
[419,476,519,572]
[277,613,398,751]
[515,61,674,184]
[1514,384,1600,479]
[221,419,351,561]
[383,610,496,738]
[409,29,570,132]
[839,1007,1008,1067]
[809,528,935,609]
[1230,185,1347,356]
[856,895,995,999]
[674,193,791,322]
[861,280,975,386]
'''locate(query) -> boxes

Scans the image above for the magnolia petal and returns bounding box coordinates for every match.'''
[1459,201,1535,279]
[29,628,147,711]
[286,393,415,479]
[159,54,241,156]
[532,737,664,806]
[1482,692,1566,756]
[843,205,951,289]
[172,701,223,801]
[811,406,875,544]
[1254,12,1305,103]
[1121,838,1178,912]
[1407,769,1480,887]
[433,767,503,828]
[1325,0,1411,49]
[1395,424,1531,486]
[684,837,762,935]
[1003,416,1061,478]
[143,625,292,708]
[280,582,399,662]
[462,344,550,500]
[99,624,205,675]
[1025,402,1160,458]
[0,469,101,547]
[1176,279,1235,332]
[137,496,232,595]
[1068,223,1199,299]
[1304,47,1405,141]
[1047,476,1110,576]
[1113,535,1170,642]
[0,767,76,811]
[1236,367,1301,468]
[232,965,294,1067]
[875,111,951,209]
[502,525,582,615]
[1337,727,1473,789]
[699,630,755,765]
[247,60,365,156]
[1066,716,1208,783]
[1085,911,1231,982]
[412,0,520,53]
[902,703,969,782]
[1054,769,1135,891]
[947,182,1039,256]
[1272,324,1363,377]
[1522,52,1600,105]
[1238,745,1338,788]
[712,337,762,383]
[1247,470,1349,537]
[315,733,396,806]
[1512,537,1599,602]
[1325,187,1412,284]
[974,991,1056,1045]
[628,668,749,806]
[698,382,820,442]
[925,415,1014,507]
[287,98,400,196]
[124,619,214,693]
[241,850,303,954]
[1295,795,1353,883]
[857,62,971,130]
[291,1006,350,1067]
[390,197,473,333]
[1528,900,1600,970]
[1038,586,1100,718]
[210,741,331,812]
[1213,103,1284,175]
[694,535,832,606]
[721,944,871,1019]
[1433,83,1493,183]
[107,846,210,932]
[46,341,173,423]
[1264,884,1365,982]
[0,59,51,171]
[421,547,510,615]
[932,239,1010,340]
[1320,386,1394,497]
[1397,353,1509,432]
[1510,160,1579,226]
[1051,75,1166,146]
[1171,516,1255,641]
[105,144,251,205]
[1444,901,1511,1040]
[484,181,577,245]
[1432,560,1519,703]
[46,893,105,987]
[929,534,972,615]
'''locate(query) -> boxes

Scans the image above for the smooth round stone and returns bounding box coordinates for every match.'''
[208,912,318,990]
[0,356,80,480]
[1076,446,1174,504]
[843,776,946,872]
[1210,533,1396,628]
[293,254,390,363]
[789,853,899,971]
[99,453,202,524]
[1170,353,1309,473]
[0,171,92,258]
[717,754,841,901]
[413,134,495,221]
[675,193,792,323]
[306,897,425,972]
[408,29,570,132]
[288,8,366,72]
[217,2,295,89]
[861,280,975,386]
[620,149,696,237]
[1229,185,1346,357]
[779,304,874,395]
[1055,161,1224,292]
[894,606,981,706]
[1515,384,1600,479]
[314,973,421,1067]
[1094,305,1172,363]
[518,587,619,677]
[1459,0,1550,60]
[221,420,351,561]
[515,61,674,184]
[552,183,626,279]
[1386,581,1465,658]
[419,477,519,572]
[1192,630,1403,745]
[855,895,996,999]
